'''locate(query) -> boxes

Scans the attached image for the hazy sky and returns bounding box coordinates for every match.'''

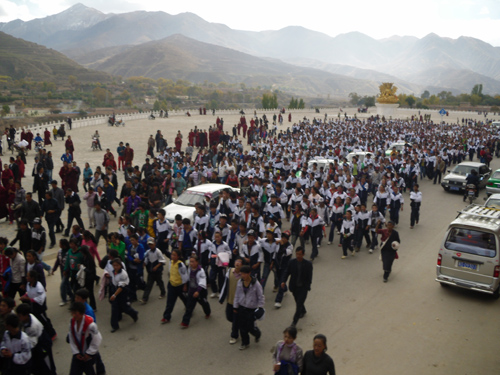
[1,0,499,45]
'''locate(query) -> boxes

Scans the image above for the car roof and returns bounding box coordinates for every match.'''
[184,183,234,193]
[455,162,486,167]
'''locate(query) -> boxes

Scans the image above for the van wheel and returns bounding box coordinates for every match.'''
[492,287,500,300]
[440,282,449,288]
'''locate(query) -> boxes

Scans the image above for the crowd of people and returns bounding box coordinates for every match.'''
[0,110,498,374]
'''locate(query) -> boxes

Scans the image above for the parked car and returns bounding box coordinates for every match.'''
[441,162,491,192]
[484,193,500,209]
[385,141,406,157]
[346,151,373,166]
[163,183,239,223]
[436,204,500,299]
[486,169,500,196]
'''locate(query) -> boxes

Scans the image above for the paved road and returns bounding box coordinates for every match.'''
[2,109,499,375]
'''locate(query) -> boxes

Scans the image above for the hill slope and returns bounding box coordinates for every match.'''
[0,31,110,82]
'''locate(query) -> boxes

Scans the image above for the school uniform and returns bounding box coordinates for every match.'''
[410,190,422,227]
[340,218,356,256]
[109,268,138,330]
[389,192,404,225]
[258,238,278,289]
[67,315,102,375]
[181,266,211,326]
[367,211,385,251]
[210,241,232,295]
[142,247,166,301]
[274,242,293,304]
[0,330,32,375]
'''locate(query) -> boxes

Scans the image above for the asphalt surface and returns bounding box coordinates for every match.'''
[1,108,499,375]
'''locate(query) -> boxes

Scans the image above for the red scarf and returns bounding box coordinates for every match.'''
[71,315,94,354]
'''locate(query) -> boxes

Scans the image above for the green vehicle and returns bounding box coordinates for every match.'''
[486,169,500,196]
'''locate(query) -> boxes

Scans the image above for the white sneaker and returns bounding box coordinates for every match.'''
[210,293,217,298]
[229,338,237,345]
[239,345,249,350]
[327,242,331,245]
[59,301,67,306]
[274,302,282,308]
[369,249,373,254]
[341,256,347,259]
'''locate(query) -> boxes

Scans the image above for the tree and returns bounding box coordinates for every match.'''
[298,98,305,109]
[126,99,133,107]
[153,100,161,111]
[470,94,482,106]
[262,92,278,109]
[421,90,430,99]
[68,75,78,87]
[406,95,416,108]
[471,84,483,97]
[349,92,360,106]
[364,96,375,107]
[1,104,10,116]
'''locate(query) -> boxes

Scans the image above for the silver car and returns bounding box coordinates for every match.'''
[441,162,491,193]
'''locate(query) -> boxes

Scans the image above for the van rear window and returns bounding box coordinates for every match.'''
[445,228,496,257]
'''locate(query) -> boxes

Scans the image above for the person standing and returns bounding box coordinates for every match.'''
[67,302,103,375]
[33,167,48,205]
[409,184,422,229]
[180,255,211,328]
[281,246,313,327]
[376,220,401,282]
[123,143,134,169]
[233,265,264,350]
[40,191,59,249]
[302,334,336,375]
[433,157,445,185]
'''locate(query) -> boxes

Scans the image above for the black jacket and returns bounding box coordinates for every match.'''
[20,200,42,223]
[283,258,313,292]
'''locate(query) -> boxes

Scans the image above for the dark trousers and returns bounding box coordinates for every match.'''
[342,235,353,256]
[65,212,85,235]
[127,267,138,301]
[292,288,308,325]
[32,303,56,338]
[275,267,288,303]
[181,290,211,326]
[69,354,96,375]
[56,215,64,231]
[390,208,400,225]
[310,226,322,259]
[7,282,22,299]
[142,271,166,301]
[95,352,106,375]
[95,230,108,245]
[46,218,56,246]
[370,231,378,250]
[225,303,238,339]
[84,278,96,310]
[237,307,261,346]
[210,261,225,294]
[2,359,31,375]
[382,249,396,280]
[433,170,442,184]
[410,206,420,226]
[163,283,187,320]
[110,289,138,330]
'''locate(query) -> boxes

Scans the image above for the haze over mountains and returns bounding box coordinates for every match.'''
[2,3,500,96]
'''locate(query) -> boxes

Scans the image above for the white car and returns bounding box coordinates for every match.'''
[163,183,239,223]
[346,151,373,166]
[484,193,500,209]
[307,158,338,171]
[385,141,406,156]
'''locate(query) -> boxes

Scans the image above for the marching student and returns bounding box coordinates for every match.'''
[161,249,188,324]
[258,230,279,290]
[0,313,32,375]
[108,259,139,333]
[409,183,422,229]
[213,213,230,242]
[264,194,285,228]
[178,218,198,262]
[154,209,171,256]
[209,231,232,298]
[354,204,371,251]
[374,185,391,217]
[140,238,167,304]
[327,197,343,245]
[389,186,404,226]
[193,204,209,233]
[366,204,385,254]
[180,255,211,329]
[340,210,355,259]
[240,229,264,280]
[302,208,324,260]
[67,302,103,375]
[273,233,293,309]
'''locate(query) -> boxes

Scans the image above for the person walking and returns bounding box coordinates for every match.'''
[50,180,65,233]
[180,255,211,328]
[273,233,293,309]
[160,249,187,322]
[376,220,401,282]
[141,238,167,304]
[433,156,445,185]
[233,265,265,350]
[93,202,110,245]
[409,184,422,229]
[281,246,313,327]
[218,258,242,345]
[302,334,336,375]
[64,189,85,237]
[108,258,139,333]
[272,326,304,375]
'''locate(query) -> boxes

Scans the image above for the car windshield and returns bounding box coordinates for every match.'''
[451,165,475,176]
[445,228,496,257]
[174,192,205,206]
[485,198,500,209]
[492,171,500,179]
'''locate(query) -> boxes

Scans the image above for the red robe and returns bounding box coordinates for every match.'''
[65,139,75,155]
[189,131,195,146]
[175,136,182,152]
[26,131,33,150]
[15,159,25,178]
[1,169,13,187]
[43,130,52,145]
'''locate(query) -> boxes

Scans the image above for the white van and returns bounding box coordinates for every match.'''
[492,121,500,131]
[436,205,500,298]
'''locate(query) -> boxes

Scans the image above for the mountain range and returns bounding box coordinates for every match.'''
[2,3,500,96]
